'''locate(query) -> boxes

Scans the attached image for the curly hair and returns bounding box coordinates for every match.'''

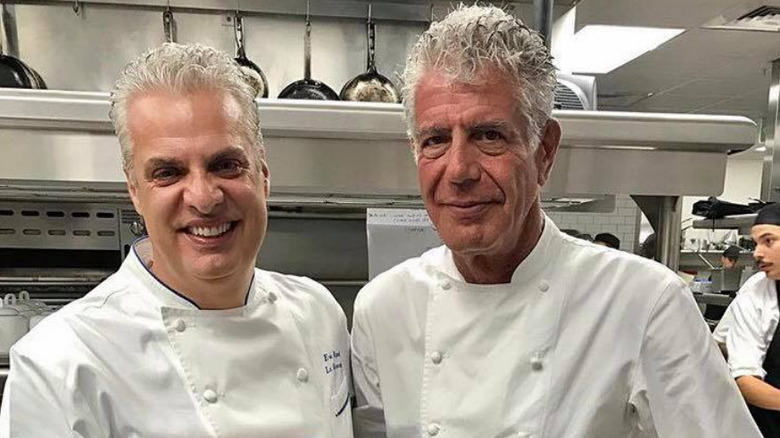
[402,5,556,157]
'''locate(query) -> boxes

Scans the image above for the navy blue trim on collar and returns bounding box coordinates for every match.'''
[335,395,351,417]
[132,242,256,310]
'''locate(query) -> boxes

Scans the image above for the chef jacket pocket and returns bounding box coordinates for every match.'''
[330,375,353,437]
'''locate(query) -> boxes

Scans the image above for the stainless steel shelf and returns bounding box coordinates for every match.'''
[692,214,757,234]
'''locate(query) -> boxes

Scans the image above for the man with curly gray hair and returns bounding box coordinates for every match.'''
[350,5,760,438]
[1,43,353,437]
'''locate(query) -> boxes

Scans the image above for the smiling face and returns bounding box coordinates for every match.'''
[413,70,560,265]
[126,88,269,294]
[752,224,780,280]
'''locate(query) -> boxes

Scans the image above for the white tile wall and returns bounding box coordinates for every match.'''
[544,195,640,253]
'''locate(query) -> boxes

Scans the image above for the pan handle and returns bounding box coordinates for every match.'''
[366,4,377,73]
[303,0,311,80]
[234,11,246,58]
[163,8,175,43]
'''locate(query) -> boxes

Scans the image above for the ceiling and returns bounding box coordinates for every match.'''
[570,0,780,129]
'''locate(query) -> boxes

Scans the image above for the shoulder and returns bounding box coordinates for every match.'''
[355,246,443,314]
[257,269,346,322]
[559,232,681,286]
[13,273,138,363]
[732,272,773,308]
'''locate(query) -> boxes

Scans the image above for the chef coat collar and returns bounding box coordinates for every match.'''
[126,237,258,310]
[430,214,560,288]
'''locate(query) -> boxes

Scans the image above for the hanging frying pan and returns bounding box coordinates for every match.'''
[0,3,45,89]
[233,11,269,98]
[278,1,338,100]
[340,4,399,103]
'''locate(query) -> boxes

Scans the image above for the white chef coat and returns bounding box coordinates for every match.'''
[712,272,758,345]
[726,272,779,380]
[351,216,760,438]
[0,238,353,438]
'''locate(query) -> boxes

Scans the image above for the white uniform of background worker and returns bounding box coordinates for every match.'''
[726,203,780,437]
[0,44,353,437]
[350,6,760,438]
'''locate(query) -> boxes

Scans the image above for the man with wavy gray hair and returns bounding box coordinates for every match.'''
[351,5,759,438]
[0,43,353,437]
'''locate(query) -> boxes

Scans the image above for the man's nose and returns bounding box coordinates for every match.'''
[445,133,481,187]
[754,245,765,262]
[184,172,224,214]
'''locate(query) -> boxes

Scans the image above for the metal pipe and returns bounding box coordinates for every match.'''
[762,58,780,201]
[656,196,682,271]
[534,0,554,47]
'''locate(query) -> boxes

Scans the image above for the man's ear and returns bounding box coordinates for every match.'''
[260,159,270,197]
[535,119,561,186]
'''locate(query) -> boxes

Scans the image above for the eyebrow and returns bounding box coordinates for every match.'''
[415,126,450,140]
[144,157,184,174]
[210,146,250,163]
[415,121,515,139]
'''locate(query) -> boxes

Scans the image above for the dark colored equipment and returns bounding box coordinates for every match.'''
[278,1,338,100]
[233,11,269,98]
[340,4,400,103]
[0,4,46,89]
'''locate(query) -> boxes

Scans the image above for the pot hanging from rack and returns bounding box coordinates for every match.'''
[0,3,45,89]
[233,11,269,98]
[278,1,338,100]
[340,4,399,103]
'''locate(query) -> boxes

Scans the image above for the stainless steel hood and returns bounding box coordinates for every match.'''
[0,89,758,207]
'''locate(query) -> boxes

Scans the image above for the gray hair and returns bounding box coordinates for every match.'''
[109,43,264,178]
[402,5,556,156]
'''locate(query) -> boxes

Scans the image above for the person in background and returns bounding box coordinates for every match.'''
[0,43,352,437]
[350,5,760,438]
[723,245,741,269]
[726,203,780,437]
[594,232,621,250]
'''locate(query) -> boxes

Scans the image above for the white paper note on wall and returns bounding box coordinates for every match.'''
[367,208,442,279]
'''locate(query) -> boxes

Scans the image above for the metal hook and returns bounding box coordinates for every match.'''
[306,0,310,23]
[72,0,81,16]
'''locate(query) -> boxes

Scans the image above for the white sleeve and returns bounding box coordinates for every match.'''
[1,346,78,438]
[727,290,771,379]
[630,279,761,438]
[350,299,387,438]
[712,302,735,344]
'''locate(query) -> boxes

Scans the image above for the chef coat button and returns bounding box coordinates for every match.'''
[440,281,451,291]
[296,368,309,383]
[203,388,218,404]
[173,319,186,332]
[531,357,543,371]
[268,291,278,303]
[426,423,440,436]
[431,351,443,364]
[538,281,549,292]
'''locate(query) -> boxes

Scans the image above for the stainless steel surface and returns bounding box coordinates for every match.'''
[763,58,780,202]
[534,0,553,47]
[694,292,733,307]
[39,0,436,22]
[0,201,121,250]
[656,196,682,270]
[692,213,757,235]
[0,91,758,203]
[7,2,427,93]
[1,3,19,57]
